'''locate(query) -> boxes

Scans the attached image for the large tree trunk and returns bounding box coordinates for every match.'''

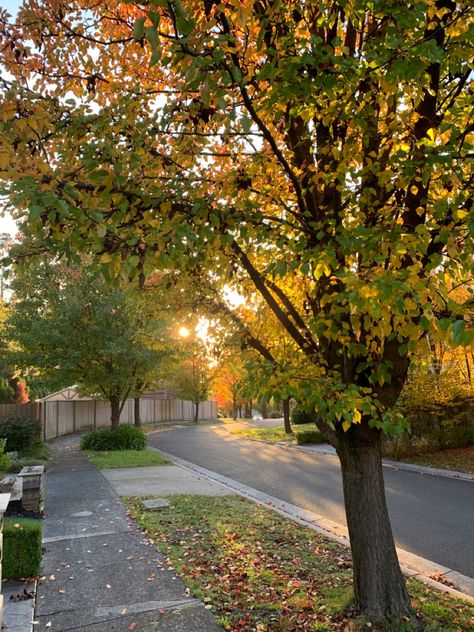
[110,395,121,429]
[282,398,292,434]
[336,421,412,622]
[193,401,199,423]
[134,397,141,427]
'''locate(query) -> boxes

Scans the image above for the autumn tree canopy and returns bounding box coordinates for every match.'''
[0,0,473,622]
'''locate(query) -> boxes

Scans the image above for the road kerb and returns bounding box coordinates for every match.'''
[151,447,474,604]
[240,437,474,481]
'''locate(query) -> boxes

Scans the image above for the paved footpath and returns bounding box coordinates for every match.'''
[35,436,222,631]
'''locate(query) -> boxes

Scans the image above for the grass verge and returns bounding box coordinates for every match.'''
[394,445,474,474]
[232,423,325,445]
[126,494,474,631]
[233,425,473,474]
[87,449,171,469]
[3,516,42,579]
[142,420,222,433]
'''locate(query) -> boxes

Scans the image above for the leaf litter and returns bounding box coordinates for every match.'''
[126,495,474,632]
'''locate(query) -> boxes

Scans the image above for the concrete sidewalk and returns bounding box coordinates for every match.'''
[35,436,223,631]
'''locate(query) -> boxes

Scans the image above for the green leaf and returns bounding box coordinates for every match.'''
[148,12,160,28]
[133,17,146,41]
[452,319,466,345]
[145,26,159,50]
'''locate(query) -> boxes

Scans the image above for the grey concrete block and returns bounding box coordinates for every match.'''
[143,498,170,511]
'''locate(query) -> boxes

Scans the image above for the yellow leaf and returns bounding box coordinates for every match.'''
[342,420,350,432]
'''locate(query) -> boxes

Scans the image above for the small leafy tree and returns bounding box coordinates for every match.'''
[6,260,164,427]
[170,342,212,423]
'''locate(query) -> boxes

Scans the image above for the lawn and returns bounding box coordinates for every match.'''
[142,420,222,433]
[127,494,474,631]
[393,445,474,475]
[86,449,171,469]
[232,423,325,445]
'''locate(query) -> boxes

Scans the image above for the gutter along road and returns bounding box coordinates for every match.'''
[148,420,474,579]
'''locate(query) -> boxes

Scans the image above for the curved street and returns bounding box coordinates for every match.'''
[148,420,474,579]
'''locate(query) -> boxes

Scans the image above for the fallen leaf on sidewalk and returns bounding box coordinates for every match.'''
[129,624,136,631]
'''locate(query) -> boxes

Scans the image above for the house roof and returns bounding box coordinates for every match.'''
[37,386,93,402]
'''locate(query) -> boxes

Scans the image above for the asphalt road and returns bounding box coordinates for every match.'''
[148,421,474,578]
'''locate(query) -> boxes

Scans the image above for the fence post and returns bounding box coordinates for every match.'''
[73,401,76,433]
[93,400,97,429]
[56,402,59,439]
[40,402,45,442]
[0,493,10,629]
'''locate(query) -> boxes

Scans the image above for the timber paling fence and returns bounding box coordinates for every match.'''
[0,398,217,441]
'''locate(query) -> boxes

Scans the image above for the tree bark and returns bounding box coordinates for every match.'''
[193,401,199,423]
[283,398,292,434]
[110,395,121,429]
[134,396,141,427]
[336,421,412,621]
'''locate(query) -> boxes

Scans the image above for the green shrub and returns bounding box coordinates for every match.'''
[6,440,50,473]
[291,408,313,425]
[0,378,14,404]
[0,438,12,472]
[0,414,42,452]
[269,411,282,419]
[80,424,147,451]
[3,517,42,579]
[295,429,325,445]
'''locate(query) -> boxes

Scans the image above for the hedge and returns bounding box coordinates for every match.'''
[291,408,313,425]
[3,517,42,579]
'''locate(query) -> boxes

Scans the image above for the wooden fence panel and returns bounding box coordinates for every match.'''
[0,403,38,419]
[38,397,217,440]
[43,402,58,441]
[58,401,74,436]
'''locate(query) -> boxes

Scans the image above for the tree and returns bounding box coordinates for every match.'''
[0,377,14,404]
[170,341,212,423]
[0,296,28,403]
[0,0,473,622]
[5,260,164,427]
[212,354,250,419]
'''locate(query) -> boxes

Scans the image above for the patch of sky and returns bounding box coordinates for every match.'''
[1,1,22,18]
